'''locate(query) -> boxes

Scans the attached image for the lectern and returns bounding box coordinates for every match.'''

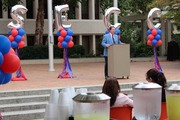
[108,44,130,79]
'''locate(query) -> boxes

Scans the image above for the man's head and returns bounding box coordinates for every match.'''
[108,25,115,34]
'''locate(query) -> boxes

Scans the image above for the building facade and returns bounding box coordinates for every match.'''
[0,0,106,55]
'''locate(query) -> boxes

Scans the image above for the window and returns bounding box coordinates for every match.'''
[0,1,2,18]
[26,0,34,19]
[81,0,89,19]
[95,0,100,19]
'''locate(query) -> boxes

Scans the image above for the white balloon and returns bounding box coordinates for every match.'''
[55,4,71,31]
[147,8,161,29]
[7,5,28,29]
[104,7,121,29]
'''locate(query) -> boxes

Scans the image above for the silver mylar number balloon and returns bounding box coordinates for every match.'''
[104,7,121,29]
[55,4,71,31]
[8,5,28,29]
[147,8,162,29]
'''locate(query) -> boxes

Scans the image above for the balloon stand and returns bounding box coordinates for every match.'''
[58,48,73,79]
[12,49,27,81]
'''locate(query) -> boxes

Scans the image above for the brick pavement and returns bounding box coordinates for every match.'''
[0,61,180,91]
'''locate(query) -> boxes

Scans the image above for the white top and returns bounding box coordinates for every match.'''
[112,93,133,107]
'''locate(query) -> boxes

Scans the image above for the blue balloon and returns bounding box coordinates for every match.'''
[147,29,152,35]
[105,29,109,34]
[64,35,71,42]
[152,39,158,46]
[157,29,162,35]
[8,30,12,35]
[18,28,25,36]
[0,70,12,84]
[0,35,11,55]
[0,52,4,66]
[56,31,61,36]
[11,41,18,48]
[67,29,73,36]
[61,41,68,48]
[115,29,121,35]
[155,34,161,40]
[15,35,22,43]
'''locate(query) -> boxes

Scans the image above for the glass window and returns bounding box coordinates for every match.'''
[81,0,89,19]
[27,35,35,46]
[0,1,2,18]
[95,0,100,19]
[26,0,34,19]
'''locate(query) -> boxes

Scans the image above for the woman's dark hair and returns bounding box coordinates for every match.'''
[146,68,167,88]
[102,77,120,106]
[146,68,167,102]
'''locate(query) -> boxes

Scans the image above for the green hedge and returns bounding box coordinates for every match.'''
[18,45,85,59]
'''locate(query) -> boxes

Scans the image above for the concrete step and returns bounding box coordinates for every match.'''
[2,109,45,120]
[0,94,49,104]
[0,102,48,112]
[0,89,51,97]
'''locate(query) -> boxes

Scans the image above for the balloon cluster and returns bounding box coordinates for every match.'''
[57,28,74,48]
[0,35,20,84]
[8,28,26,49]
[147,28,162,47]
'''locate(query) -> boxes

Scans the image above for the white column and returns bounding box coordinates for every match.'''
[160,19,166,56]
[21,0,27,18]
[75,1,82,19]
[34,0,38,19]
[2,10,8,19]
[113,0,118,24]
[89,0,95,19]
[47,0,55,71]
[92,35,96,54]
[79,35,82,45]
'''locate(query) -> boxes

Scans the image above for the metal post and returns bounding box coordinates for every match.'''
[47,0,55,71]
[113,0,118,24]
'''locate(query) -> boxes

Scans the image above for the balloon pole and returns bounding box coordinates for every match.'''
[7,5,28,81]
[147,8,163,72]
[55,5,74,79]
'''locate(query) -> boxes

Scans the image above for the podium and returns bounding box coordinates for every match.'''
[108,44,130,79]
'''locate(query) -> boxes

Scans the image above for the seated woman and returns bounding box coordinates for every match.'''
[102,77,133,107]
[146,68,167,102]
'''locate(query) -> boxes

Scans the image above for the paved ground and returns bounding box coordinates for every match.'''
[0,60,180,91]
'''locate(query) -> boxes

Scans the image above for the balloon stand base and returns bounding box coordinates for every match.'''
[11,77,27,81]
[58,72,74,79]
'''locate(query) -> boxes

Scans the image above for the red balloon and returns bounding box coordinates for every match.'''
[21,36,25,41]
[148,34,154,40]
[9,48,15,54]
[147,40,152,46]
[157,40,162,46]
[60,30,67,37]
[11,29,18,37]
[18,41,25,48]
[58,42,62,48]
[68,41,74,48]
[58,36,64,43]
[8,35,14,42]
[151,29,157,36]
[1,53,20,74]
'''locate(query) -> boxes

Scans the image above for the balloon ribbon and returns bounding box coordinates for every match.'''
[153,47,162,72]
[58,48,73,78]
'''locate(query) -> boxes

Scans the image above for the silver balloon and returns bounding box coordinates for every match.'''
[55,4,71,31]
[7,5,28,29]
[147,8,161,29]
[104,7,121,29]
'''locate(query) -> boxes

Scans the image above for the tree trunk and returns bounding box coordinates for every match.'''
[34,0,44,45]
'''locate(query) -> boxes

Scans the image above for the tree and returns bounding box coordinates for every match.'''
[148,0,180,24]
[1,0,22,10]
